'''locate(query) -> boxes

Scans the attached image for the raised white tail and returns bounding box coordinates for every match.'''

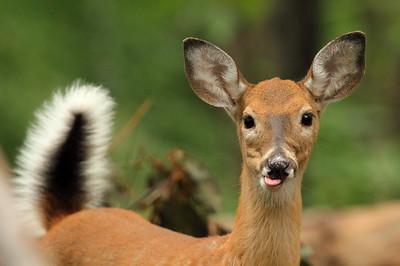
[13,82,114,237]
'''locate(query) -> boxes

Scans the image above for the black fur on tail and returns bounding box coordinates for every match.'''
[41,113,88,228]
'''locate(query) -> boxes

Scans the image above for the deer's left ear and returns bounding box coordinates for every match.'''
[302,31,366,106]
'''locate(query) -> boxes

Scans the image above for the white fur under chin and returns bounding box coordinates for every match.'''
[13,82,115,237]
[258,176,298,208]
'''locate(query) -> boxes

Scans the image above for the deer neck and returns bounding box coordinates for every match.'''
[224,166,302,266]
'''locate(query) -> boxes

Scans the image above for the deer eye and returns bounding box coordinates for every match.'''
[301,112,313,126]
[243,115,255,129]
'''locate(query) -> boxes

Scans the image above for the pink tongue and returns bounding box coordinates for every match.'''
[264,176,282,186]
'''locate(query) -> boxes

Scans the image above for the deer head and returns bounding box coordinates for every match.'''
[184,32,365,206]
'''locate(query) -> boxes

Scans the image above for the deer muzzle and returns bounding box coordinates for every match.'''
[261,154,297,188]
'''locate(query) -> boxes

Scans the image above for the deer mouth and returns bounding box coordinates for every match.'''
[263,175,287,188]
[260,162,295,190]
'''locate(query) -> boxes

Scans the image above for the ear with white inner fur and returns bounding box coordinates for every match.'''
[302,31,366,105]
[183,37,249,116]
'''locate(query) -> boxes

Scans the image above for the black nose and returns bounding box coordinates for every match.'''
[267,157,289,179]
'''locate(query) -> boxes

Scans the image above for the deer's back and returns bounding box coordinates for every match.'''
[41,208,228,266]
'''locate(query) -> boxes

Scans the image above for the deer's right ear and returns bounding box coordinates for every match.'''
[183,38,248,115]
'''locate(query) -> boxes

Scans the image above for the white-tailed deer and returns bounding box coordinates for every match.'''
[13,32,365,266]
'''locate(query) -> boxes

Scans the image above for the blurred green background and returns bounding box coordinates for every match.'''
[1,0,399,213]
